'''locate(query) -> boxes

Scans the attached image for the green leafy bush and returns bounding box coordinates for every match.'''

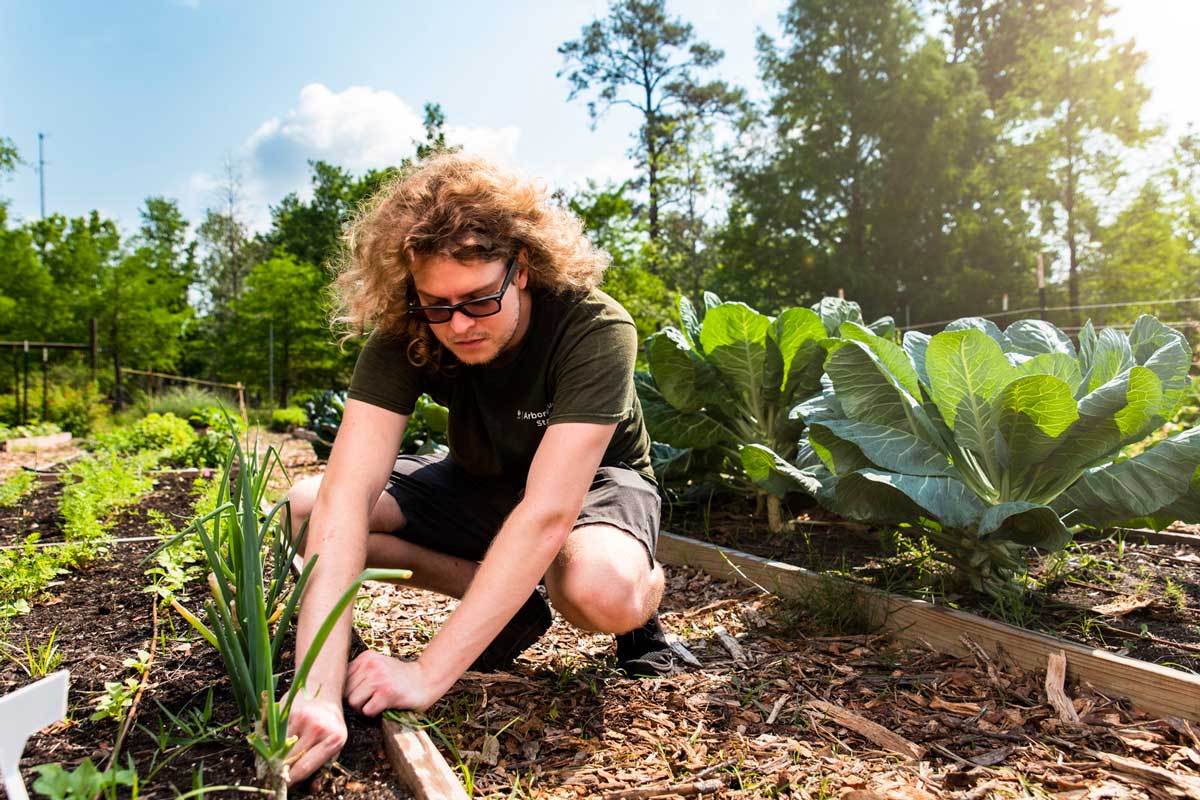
[138,385,225,419]
[798,315,1200,596]
[96,412,196,456]
[302,390,345,460]
[0,422,62,440]
[0,470,37,508]
[33,759,137,800]
[270,406,307,432]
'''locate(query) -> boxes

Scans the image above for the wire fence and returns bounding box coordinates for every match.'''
[900,296,1200,335]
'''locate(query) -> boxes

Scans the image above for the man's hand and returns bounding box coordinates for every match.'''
[286,691,347,785]
[345,651,444,716]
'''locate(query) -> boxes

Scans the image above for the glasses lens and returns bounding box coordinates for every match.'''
[419,308,453,324]
[462,298,502,318]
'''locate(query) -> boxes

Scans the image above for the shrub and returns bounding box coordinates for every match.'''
[137,386,227,419]
[270,406,307,433]
[96,412,196,456]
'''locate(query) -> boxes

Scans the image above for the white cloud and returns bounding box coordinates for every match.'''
[181,83,522,232]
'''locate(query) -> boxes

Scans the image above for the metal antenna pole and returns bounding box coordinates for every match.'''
[37,133,45,219]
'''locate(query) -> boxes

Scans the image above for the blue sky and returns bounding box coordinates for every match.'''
[1,1,1196,237]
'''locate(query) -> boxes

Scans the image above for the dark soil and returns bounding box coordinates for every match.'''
[0,479,65,545]
[663,493,1200,674]
[1,471,409,800]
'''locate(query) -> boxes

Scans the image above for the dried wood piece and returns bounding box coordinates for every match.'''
[382,716,470,800]
[712,625,746,664]
[1091,595,1156,617]
[807,699,926,761]
[1046,651,1081,725]
[1168,716,1200,749]
[666,634,703,668]
[601,777,725,799]
[766,694,790,724]
[1088,748,1200,799]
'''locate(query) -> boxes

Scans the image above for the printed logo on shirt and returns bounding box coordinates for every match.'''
[516,402,553,427]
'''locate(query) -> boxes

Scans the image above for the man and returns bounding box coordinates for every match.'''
[285,152,679,784]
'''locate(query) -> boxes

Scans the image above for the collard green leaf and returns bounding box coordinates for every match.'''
[678,295,703,352]
[771,307,826,398]
[1031,367,1162,501]
[634,372,730,449]
[825,341,924,434]
[1085,328,1134,393]
[809,418,954,477]
[1012,353,1082,393]
[903,331,932,391]
[699,302,771,403]
[812,296,864,336]
[1060,426,1200,527]
[995,374,1079,486]
[645,329,703,413]
[1142,339,1191,420]
[1078,320,1098,374]
[868,316,896,339]
[1129,314,1187,364]
[807,422,873,476]
[1004,319,1076,358]
[764,333,785,404]
[650,442,693,482]
[978,502,1071,551]
[835,469,985,530]
[926,330,1012,468]
[945,317,1008,349]
[740,443,823,498]
[840,321,922,400]
[703,291,722,311]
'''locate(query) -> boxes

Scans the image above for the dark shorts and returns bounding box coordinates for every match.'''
[382,453,661,567]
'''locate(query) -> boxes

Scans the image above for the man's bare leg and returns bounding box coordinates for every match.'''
[543,523,665,634]
[286,474,477,598]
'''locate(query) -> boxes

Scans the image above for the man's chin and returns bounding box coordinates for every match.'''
[448,342,497,364]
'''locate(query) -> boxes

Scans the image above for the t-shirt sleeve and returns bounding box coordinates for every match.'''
[548,319,638,425]
[348,331,423,416]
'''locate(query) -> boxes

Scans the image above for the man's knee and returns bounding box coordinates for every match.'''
[284,475,322,545]
[546,534,662,633]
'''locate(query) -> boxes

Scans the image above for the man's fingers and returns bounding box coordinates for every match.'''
[288,740,334,786]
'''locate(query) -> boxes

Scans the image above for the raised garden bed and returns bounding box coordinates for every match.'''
[664,499,1200,677]
[2,432,73,453]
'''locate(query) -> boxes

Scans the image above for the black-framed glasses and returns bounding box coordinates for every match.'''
[407,254,519,324]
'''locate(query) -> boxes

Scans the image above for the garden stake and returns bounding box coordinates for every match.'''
[0,670,69,800]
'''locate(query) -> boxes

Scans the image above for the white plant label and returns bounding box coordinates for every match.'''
[0,670,69,800]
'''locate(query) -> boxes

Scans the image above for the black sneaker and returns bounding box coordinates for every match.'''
[469,591,553,672]
[615,613,682,677]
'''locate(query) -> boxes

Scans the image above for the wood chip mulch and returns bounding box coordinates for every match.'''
[353,569,1200,799]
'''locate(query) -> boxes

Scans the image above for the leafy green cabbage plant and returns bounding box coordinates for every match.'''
[794,314,1200,597]
[638,293,847,531]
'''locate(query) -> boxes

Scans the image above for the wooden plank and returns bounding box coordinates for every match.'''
[382,717,470,800]
[3,432,72,452]
[658,530,1200,722]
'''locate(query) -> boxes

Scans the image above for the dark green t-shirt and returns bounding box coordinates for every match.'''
[348,288,654,483]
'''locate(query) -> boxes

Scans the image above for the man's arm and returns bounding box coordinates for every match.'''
[288,399,407,782]
[343,420,615,714]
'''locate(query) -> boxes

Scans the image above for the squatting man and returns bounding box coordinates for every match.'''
[283,152,682,783]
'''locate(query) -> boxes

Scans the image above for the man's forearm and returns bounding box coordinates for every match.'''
[294,498,370,700]
[417,501,572,694]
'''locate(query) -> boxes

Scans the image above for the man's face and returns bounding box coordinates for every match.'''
[410,254,531,365]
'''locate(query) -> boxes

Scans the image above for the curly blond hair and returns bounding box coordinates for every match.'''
[332,152,610,366]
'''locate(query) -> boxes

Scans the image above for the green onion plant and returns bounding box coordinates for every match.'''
[160,429,410,798]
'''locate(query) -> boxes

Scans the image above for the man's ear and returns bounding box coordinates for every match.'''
[515,251,529,289]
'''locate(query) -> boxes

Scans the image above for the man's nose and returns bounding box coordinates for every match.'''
[449,309,477,334]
